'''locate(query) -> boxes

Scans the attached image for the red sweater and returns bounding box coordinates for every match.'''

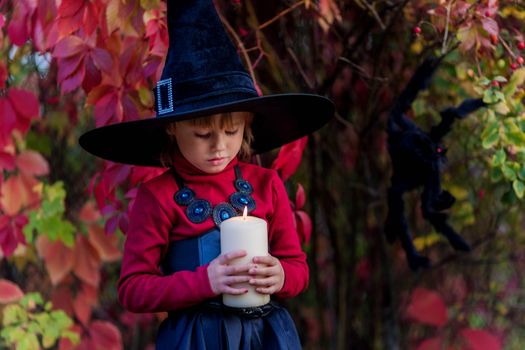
[117,152,309,313]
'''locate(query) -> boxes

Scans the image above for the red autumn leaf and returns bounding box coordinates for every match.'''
[90,320,123,350]
[91,47,113,74]
[0,97,17,146]
[35,235,74,286]
[73,235,102,287]
[88,225,121,262]
[0,279,24,303]
[0,214,27,257]
[58,0,84,18]
[0,175,24,215]
[82,2,100,36]
[16,150,49,177]
[61,63,86,94]
[53,35,86,58]
[0,151,16,171]
[51,284,75,317]
[415,336,446,350]
[57,54,84,84]
[7,2,31,46]
[0,62,7,89]
[94,90,120,126]
[295,183,306,209]
[8,88,40,121]
[271,136,308,181]
[82,55,102,93]
[405,287,448,327]
[295,210,312,245]
[460,329,502,350]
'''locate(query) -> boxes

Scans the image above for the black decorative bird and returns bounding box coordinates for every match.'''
[385,56,486,271]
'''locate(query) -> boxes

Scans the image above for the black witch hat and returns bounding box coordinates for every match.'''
[79,0,334,167]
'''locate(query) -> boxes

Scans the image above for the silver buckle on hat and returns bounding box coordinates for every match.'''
[157,78,174,115]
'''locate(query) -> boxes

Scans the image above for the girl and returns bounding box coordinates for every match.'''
[79,0,334,348]
[118,111,308,348]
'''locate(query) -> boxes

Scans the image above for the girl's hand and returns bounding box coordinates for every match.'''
[248,255,285,295]
[207,250,252,295]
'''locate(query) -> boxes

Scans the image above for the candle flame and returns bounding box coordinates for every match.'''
[243,206,248,219]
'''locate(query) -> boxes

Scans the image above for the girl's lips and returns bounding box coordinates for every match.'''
[208,157,226,166]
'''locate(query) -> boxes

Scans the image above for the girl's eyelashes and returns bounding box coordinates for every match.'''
[194,132,211,139]
[194,129,239,138]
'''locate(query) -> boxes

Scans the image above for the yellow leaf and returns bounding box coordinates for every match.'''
[413,232,444,251]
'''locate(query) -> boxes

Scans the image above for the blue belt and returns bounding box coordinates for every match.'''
[161,228,220,274]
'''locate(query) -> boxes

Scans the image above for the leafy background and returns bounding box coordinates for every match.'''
[1,0,525,349]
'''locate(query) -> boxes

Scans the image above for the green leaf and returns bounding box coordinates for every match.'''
[503,67,525,97]
[493,101,510,115]
[506,132,525,147]
[502,163,517,181]
[513,180,525,199]
[493,76,508,83]
[483,89,498,104]
[22,182,76,246]
[18,333,39,350]
[490,167,503,182]
[479,77,491,86]
[519,165,525,180]
[492,149,506,166]
[481,120,500,149]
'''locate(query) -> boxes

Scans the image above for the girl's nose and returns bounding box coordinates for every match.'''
[211,132,226,150]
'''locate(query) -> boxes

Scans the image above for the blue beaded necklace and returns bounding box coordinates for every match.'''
[172,165,256,227]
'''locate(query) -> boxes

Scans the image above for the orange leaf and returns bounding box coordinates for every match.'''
[79,201,101,223]
[90,320,123,350]
[16,150,49,176]
[0,279,24,303]
[405,288,448,327]
[0,175,24,215]
[87,225,121,262]
[36,235,74,285]
[73,288,94,326]
[73,235,101,287]
[460,329,502,350]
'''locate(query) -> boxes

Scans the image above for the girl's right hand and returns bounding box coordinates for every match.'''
[207,250,252,295]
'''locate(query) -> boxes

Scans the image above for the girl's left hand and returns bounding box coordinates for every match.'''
[248,255,285,295]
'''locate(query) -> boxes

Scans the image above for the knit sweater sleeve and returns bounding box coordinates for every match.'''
[268,171,309,299]
[117,185,216,313]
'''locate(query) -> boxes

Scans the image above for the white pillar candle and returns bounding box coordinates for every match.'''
[220,207,270,307]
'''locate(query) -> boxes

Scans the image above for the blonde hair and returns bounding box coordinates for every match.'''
[160,111,254,168]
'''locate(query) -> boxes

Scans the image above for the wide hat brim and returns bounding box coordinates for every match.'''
[79,93,334,167]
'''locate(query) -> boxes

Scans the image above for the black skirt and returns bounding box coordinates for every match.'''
[155,301,302,350]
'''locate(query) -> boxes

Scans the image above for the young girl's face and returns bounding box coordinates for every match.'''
[173,112,246,174]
